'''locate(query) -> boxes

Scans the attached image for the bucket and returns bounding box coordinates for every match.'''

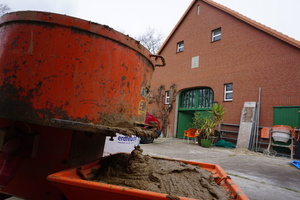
[0,11,165,135]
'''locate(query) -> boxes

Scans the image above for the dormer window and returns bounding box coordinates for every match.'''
[212,28,221,42]
[177,41,184,53]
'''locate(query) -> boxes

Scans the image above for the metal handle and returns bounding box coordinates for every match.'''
[150,54,166,67]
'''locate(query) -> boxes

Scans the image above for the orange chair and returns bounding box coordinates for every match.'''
[184,128,199,144]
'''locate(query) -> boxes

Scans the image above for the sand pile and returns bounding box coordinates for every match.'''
[90,146,230,199]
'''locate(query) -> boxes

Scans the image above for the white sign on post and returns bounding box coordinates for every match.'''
[103,133,140,156]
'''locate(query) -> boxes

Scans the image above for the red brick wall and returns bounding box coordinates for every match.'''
[148,1,300,137]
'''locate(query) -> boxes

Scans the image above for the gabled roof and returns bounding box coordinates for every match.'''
[158,0,300,53]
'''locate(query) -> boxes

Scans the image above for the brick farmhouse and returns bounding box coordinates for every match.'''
[147,0,300,139]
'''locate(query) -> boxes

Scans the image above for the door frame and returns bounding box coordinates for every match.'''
[176,87,214,138]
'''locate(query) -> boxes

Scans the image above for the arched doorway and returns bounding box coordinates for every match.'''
[176,87,214,138]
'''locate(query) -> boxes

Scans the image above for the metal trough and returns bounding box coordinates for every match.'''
[47,157,249,200]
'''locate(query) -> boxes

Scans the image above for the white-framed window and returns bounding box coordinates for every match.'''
[212,28,221,42]
[177,41,184,52]
[165,91,170,104]
[224,83,233,101]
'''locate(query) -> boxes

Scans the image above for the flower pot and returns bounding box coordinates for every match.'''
[201,139,212,148]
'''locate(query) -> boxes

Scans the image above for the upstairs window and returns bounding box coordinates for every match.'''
[224,83,233,101]
[165,91,170,104]
[177,41,184,53]
[212,28,221,42]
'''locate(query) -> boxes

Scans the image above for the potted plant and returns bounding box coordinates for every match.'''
[199,118,216,147]
[191,103,225,148]
[211,103,225,126]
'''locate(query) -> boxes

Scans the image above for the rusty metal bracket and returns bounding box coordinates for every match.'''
[51,118,97,128]
[150,54,166,67]
[51,118,113,133]
[51,118,157,138]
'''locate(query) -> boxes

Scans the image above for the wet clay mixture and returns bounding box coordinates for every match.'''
[90,146,230,200]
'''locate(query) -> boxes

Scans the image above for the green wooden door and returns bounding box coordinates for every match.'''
[273,106,300,127]
[176,87,214,138]
[273,106,300,154]
[177,111,194,139]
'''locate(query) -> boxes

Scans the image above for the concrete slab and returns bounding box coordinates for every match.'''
[140,137,300,200]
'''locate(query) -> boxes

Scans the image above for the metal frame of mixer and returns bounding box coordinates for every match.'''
[262,125,299,159]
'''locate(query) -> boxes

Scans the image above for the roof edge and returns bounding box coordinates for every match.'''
[204,0,300,49]
[158,0,196,54]
[158,0,300,54]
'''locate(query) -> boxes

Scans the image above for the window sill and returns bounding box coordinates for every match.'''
[211,39,221,43]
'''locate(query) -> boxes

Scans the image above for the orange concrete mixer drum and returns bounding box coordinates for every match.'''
[0,11,165,136]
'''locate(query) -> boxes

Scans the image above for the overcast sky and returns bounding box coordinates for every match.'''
[1,0,299,41]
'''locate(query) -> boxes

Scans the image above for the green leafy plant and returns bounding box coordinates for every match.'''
[200,118,216,139]
[211,103,225,126]
[191,103,225,140]
[191,112,205,130]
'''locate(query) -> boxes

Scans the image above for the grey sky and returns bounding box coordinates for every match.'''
[1,0,299,41]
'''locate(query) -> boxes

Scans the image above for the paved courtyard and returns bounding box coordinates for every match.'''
[140,137,300,200]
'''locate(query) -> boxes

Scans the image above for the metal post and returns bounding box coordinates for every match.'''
[255,88,261,152]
